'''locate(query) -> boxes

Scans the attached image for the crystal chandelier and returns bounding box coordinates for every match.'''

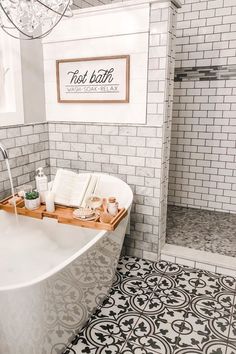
[0,0,73,40]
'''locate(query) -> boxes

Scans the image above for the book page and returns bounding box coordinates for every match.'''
[81,175,98,207]
[52,169,91,207]
[93,176,100,196]
[70,173,91,207]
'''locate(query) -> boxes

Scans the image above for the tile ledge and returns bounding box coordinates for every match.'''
[162,243,236,271]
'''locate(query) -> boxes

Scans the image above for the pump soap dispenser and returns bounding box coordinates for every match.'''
[36,167,48,203]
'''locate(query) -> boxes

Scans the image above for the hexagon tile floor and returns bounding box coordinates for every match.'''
[167,205,236,257]
[64,256,236,354]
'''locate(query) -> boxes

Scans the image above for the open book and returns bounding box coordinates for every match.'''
[51,169,99,207]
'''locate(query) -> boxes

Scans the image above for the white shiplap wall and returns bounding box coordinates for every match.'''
[43,3,149,124]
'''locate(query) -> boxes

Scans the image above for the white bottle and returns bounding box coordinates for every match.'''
[107,197,119,216]
[45,191,55,213]
[36,167,48,203]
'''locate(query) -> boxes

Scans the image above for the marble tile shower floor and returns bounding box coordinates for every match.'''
[64,256,236,354]
[167,206,236,258]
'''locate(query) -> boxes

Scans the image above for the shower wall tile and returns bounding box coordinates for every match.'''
[169,0,236,214]
[0,123,50,201]
[159,5,177,250]
[176,0,236,68]
[169,79,236,213]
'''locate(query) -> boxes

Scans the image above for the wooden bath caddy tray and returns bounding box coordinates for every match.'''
[0,195,127,231]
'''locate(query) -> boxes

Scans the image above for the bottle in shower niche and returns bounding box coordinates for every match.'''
[36,167,48,203]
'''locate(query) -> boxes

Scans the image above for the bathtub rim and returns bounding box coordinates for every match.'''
[0,173,133,292]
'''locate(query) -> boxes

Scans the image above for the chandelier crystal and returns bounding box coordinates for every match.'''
[0,0,73,40]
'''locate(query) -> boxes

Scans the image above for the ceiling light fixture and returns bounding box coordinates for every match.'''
[0,0,73,40]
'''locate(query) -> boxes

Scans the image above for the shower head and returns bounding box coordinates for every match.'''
[0,143,8,160]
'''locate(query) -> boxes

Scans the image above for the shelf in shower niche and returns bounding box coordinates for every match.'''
[0,195,128,231]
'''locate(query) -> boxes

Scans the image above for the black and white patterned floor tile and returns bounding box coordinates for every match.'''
[64,256,236,354]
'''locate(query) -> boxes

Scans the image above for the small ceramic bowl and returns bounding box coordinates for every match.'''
[73,207,95,220]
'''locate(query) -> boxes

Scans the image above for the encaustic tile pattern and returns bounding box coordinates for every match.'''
[64,256,236,354]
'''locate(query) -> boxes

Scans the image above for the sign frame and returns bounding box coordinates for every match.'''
[56,55,130,104]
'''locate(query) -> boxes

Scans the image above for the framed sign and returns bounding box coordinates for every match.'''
[56,55,130,103]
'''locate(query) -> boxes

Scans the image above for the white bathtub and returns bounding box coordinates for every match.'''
[0,174,133,354]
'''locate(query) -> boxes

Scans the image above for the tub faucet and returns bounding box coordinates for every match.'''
[0,143,8,160]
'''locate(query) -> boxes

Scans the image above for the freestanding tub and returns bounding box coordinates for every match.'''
[0,173,133,354]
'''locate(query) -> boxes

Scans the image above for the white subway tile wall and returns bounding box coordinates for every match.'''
[175,0,236,68]
[0,123,50,200]
[169,0,236,213]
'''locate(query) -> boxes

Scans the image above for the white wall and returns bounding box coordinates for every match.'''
[0,32,24,126]
[0,31,46,126]
[20,39,46,124]
[43,2,149,124]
